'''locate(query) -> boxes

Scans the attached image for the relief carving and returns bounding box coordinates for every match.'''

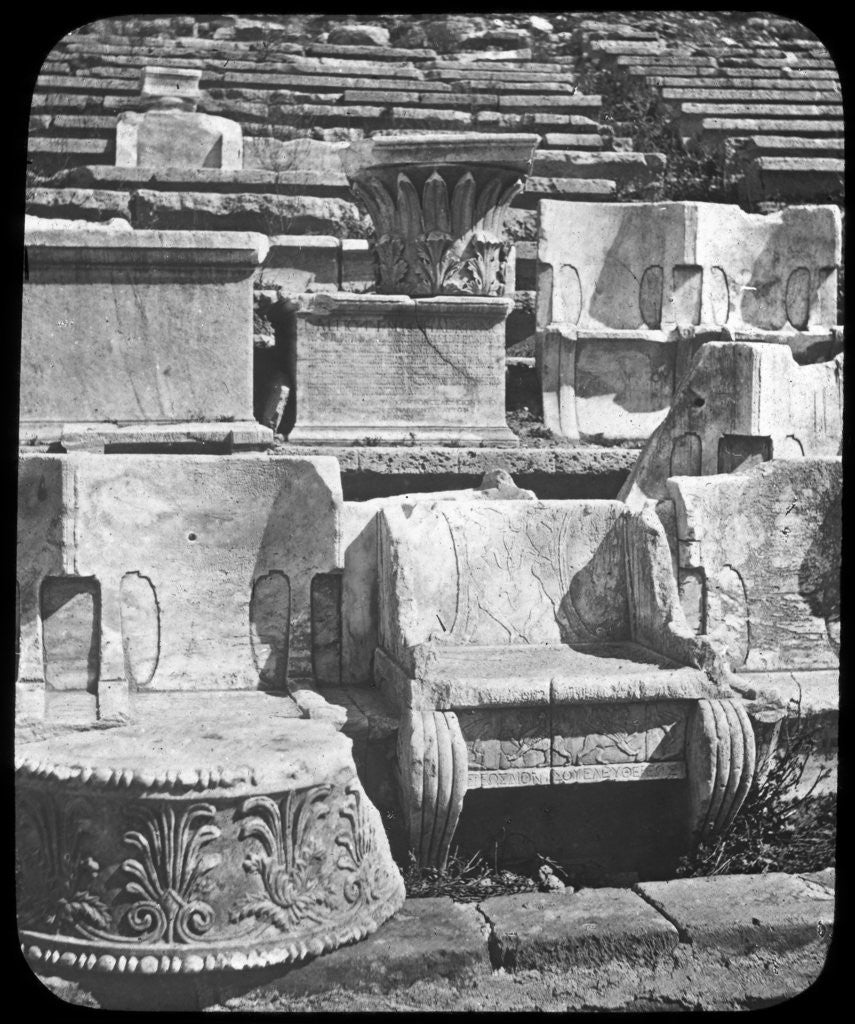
[118,803,221,944]
[352,168,519,297]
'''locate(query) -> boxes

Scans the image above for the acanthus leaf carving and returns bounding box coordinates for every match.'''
[352,167,518,297]
[230,787,334,933]
[16,791,112,938]
[117,802,221,944]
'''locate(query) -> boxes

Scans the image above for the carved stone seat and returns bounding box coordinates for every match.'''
[374,499,756,868]
[666,457,841,712]
[16,701,405,981]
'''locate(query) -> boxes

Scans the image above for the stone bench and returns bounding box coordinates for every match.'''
[373,499,757,867]
[740,157,844,204]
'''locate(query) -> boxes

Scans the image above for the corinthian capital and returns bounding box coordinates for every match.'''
[341,133,539,297]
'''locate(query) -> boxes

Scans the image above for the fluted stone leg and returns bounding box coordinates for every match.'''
[687,697,757,846]
[397,710,468,869]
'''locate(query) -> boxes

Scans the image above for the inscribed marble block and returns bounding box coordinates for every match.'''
[20,229,267,442]
[115,109,243,169]
[667,457,841,673]
[619,342,843,506]
[16,453,343,694]
[289,292,517,446]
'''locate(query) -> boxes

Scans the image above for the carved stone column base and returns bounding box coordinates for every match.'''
[686,697,757,846]
[397,710,468,870]
[16,714,405,978]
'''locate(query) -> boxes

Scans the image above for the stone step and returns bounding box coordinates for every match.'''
[615,54,718,68]
[542,132,606,150]
[720,55,836,69]
[305,41,437,60]
[643,75,840,91]
[427,58,577,73]
[532,151,666,188]
[425,67,577,84]
[40,166,354,198]
[661,88,841,104]
[678,102,843,119]
[58,34,304,56]
[694,118,845,150]
[34,74,137,94]
[25,186,369,236]
[335,89,599,112]
[734,134,845,158]
[26,137,114,173]
[741,156,844,203]
[515,177,616,209]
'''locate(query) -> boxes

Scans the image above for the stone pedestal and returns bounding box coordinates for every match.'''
[288,293,517,446]
[20,230,270,449]
[16,710,405,982]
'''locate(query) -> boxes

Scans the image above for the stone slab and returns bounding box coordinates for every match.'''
[260,235,340,292]
[16,453,343,694]
[662,88,841,104]
[482,887,679,970]
[26,187,132,222]
[21,229,267,429]
[636,874,834,953]
[216,898,490,998]
[533,151,666,185]
[289,294,516,446]
[742,157,843,202]
[131,190,370,236]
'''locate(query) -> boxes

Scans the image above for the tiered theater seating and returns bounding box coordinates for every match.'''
[592,28,841,205]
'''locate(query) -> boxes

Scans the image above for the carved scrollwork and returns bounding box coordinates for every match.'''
[117,802,221,944]
[230,787,334,933]
[352,166,522,297]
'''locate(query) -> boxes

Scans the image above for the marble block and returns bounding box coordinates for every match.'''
[536,200,841,333]
[116,110,243,169]
[619,342,844,506]
[20,229,269,447]
[289,292,517,446]
[16,454,343,704]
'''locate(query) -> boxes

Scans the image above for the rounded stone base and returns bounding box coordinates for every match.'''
[16,712,405,978]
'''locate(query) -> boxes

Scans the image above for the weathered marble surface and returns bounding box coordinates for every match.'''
[16,710,404,976]
[536,201,841,445]
[619,342,843,506]
[116,110,243,169]
[16,454,343,710]
[21,230,267,441]
[536,200,841,333]
[341,470,536,686]
[340,133,538,296]
[289,292,516,446]
[667,457,841,673]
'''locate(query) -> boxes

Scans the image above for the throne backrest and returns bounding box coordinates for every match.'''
[667,457,841,673]
[537,201,841,333]
[377,500,631,663]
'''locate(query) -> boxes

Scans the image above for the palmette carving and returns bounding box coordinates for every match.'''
[352,167,522,296]
[231,788,333,933]
[16,770,405,974]
[119,803,221,944]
